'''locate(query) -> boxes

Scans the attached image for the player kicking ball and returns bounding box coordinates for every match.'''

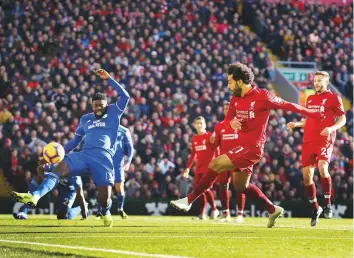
[210,102,246,222]
[184,116,219,220]
[12,69,130,227]
[14,160,88,220]
[287,71,346,227]
[171,62,321,228]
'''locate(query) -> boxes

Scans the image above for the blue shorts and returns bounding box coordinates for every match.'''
[57,184,76,214]
[64,151,114,187]
[114,160,125,183]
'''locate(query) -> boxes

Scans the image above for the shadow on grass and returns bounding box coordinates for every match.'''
[0,245,96,258]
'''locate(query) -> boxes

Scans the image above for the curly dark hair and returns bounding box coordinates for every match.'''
[227,62,254,84]
[92,92,107,101]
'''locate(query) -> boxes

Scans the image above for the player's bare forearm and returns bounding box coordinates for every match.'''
[330,115,346,131]
[295,120,306,128]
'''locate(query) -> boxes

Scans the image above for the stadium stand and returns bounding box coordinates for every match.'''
[0,0,352,203]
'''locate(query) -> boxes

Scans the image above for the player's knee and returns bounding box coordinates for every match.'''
[209,159,222,173]
[302,172,313,185]
[53,161,70,177]
[234,182,247,193]
[318,161,330,178]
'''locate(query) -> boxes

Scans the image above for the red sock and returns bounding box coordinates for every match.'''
[237,192,246,215]
[205,189,217,210]
[305,184,319,210]
[244,184,275,214]
[320,177,332,206]
[188,168,219,204]
[218,187,230,211]
[199,193,207,215]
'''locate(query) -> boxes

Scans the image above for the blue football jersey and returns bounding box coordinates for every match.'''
[114,126,134,165]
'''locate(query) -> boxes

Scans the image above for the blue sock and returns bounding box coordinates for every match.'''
[101,199,112,216]
[32,172,60,199]
[117,193,126,210]
[20,177,40,214]
[29,177,39,193]
[67,206,82,220]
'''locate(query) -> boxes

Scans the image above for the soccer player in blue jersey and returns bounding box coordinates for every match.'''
[12,69,130,227]
[114,125,134,219]
[13,163,88,220]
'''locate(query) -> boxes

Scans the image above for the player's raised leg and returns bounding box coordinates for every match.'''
[318,160,333,219]
[13,176,39,220]
[171,154,233,211]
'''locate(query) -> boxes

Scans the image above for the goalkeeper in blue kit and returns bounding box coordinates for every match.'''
[12,69,130,227]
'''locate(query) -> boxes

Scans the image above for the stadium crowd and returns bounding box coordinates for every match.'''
[244,0,353,100]
[0,0,352,206]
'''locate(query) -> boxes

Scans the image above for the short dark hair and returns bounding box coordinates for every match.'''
[92,93,107,102]
[228,62,254,84]
[194,116,205,123]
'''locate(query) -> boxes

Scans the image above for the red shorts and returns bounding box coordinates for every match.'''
[302,141,333,167]
[216,170,231,184]
[225,145,263,175]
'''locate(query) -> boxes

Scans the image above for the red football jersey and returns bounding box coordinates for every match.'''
[304,90,345,143]
[224,86,317,150]
[186,132,215,173]
[213,120,239,155]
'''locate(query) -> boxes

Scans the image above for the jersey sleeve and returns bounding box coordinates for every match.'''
[124,129,135,164]
[212,123,222,148]
[331,94,345,116]
[263,90,320,118]
[223,97,236,128]
[64,118,85,153]
[108,78,130,113]
[186,137,196,169]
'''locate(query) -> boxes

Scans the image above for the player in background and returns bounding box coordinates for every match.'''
[210,102,246,222]
[13,161,88,220]
[113,125,134,219]
[12,69,130,227]
[287,71,346,226]
[171,62,321,228]
[184,116,219,220]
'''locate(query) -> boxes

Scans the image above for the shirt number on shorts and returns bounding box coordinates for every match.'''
[321,147,329,158]
[63,198,69,206]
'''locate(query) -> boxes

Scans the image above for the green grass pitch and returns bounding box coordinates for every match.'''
[0,215,352,258]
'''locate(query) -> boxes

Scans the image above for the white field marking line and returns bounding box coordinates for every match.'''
[2,236,352,240]
[209,222,353,231]
[0,239,193,258]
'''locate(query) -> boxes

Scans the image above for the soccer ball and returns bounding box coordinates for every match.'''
[43,142,65,164]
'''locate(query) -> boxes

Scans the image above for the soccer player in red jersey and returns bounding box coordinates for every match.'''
[184,116,219,220]
[211,102,246,222]
[287,71,346,227]
[171,63,320,228]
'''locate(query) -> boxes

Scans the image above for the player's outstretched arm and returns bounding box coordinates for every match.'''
[74,178,88,220]
[64,119,85,153]
[287,120,306,130]
[264,90,320,119]
[94,69,130,111]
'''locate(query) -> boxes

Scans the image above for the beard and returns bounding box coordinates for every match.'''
[232,87,242,97]
[94,108,107,119]
[315,85,324,93]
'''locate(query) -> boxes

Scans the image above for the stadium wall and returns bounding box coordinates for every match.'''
[2,198,353,219]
